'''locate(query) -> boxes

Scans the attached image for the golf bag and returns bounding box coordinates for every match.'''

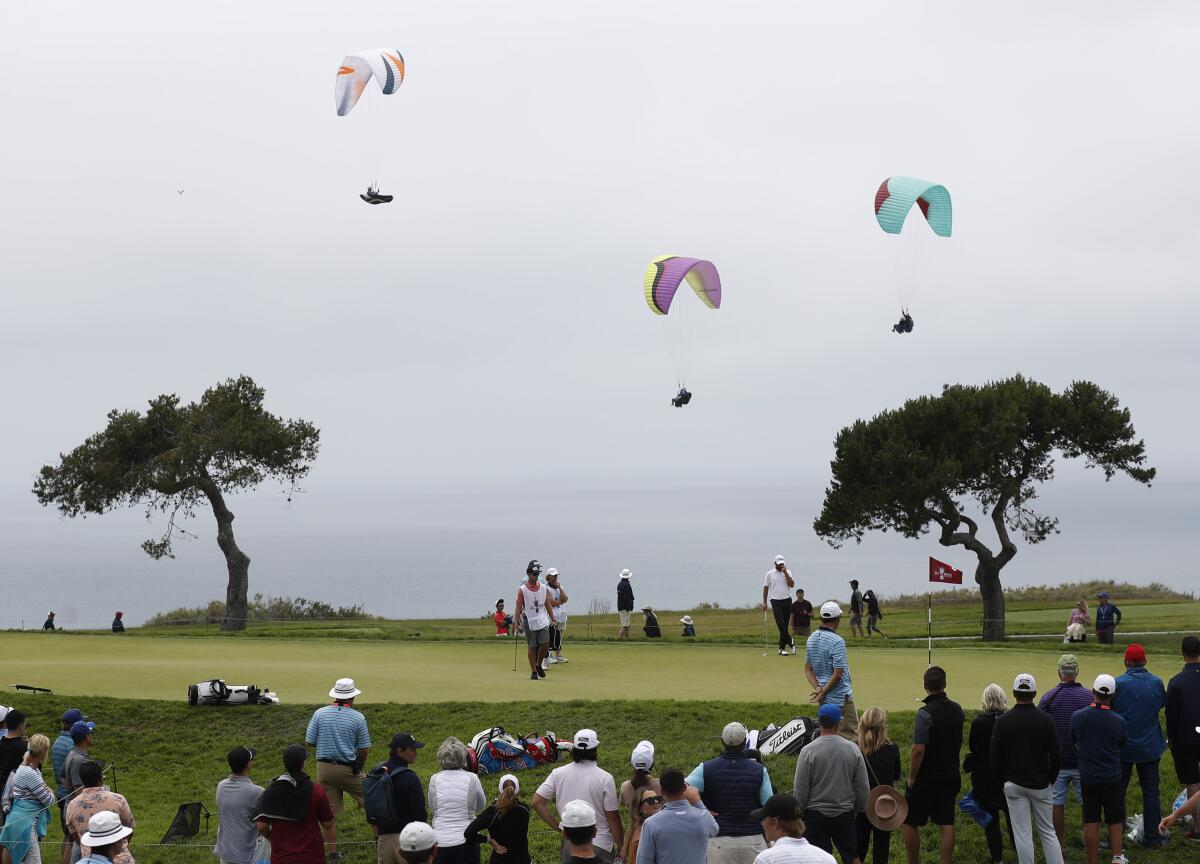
[749,717,818,757]
[470,727,566,775]
[187,679,280,706]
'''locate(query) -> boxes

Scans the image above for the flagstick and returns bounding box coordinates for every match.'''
[927,589,932,668]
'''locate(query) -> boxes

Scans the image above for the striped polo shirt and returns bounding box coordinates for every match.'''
[305,704,371,762]
[805,626,853,705]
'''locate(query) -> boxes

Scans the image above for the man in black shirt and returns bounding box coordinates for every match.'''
[371,733,427,864]
[902,667,963,864]
[848,581,865,639]
[0,709,29,795]
[992,673,1064,864]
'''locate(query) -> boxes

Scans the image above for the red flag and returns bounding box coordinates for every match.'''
[929,557,963,584]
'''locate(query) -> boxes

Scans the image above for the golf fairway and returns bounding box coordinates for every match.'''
[0,632,1133,710]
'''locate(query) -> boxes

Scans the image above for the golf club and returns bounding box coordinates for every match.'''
[512,612,526,672]
[762,609,770,657]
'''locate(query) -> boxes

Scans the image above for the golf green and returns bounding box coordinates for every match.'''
[0,632,1134,710]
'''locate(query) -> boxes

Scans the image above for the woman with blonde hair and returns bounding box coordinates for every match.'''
[0,734,54,864]
[856,707,901,863]
[620,786,664,864]
[463,774,530,864]
[428,737,486,863]
[967,684,1014,864]
[1066,598,1090,642]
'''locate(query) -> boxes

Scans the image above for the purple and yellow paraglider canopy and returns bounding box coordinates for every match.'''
[643,255,722,316]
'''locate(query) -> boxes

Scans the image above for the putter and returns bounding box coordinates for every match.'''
[762,609,770,657]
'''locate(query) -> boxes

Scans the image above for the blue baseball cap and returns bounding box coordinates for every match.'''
[1097,591,1110,599]
[61,709,87,724]
[70,721,96,742]
[818,703,843,724]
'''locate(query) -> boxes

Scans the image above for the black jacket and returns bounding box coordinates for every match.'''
[617,579,634,612]
[864,742,901,789]
[465,802,530,864]
[1166,662,1200,744]
[990,703,1061,790]
[373,758,426,835]
[968,709,1005,808]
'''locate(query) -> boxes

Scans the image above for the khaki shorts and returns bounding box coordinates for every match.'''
[838,696,859,742]
[619,611,631,627]
[706,834,765,864]
[377,833,400,864]
[316,760,364,816]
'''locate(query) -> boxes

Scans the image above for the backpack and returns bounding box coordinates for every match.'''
[363,762,407,826]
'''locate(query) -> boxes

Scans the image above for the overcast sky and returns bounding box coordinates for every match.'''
[2,1,1198,624]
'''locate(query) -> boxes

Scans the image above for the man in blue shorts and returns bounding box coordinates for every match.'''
[1038,653,1094,847]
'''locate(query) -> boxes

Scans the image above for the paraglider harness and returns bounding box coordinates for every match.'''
[892,311,914,334]
[187,679,279,706]
[360,185,394,205]
[671,388,692,408]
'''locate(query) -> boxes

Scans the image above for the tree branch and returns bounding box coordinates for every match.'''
[992,496,1018,567]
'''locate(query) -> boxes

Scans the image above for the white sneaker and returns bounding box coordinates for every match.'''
[541,657,550,671]
[1111,855,1129,864]
[557,655,568,663]
[778,649,788,656]
[788,644,797,655]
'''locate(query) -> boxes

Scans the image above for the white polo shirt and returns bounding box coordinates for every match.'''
[545,582,567,626]
[764,569,792,602]
[754,836,837,863]
[535,761,620,852]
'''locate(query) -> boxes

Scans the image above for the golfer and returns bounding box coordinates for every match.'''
[848,581,865,639]
[514,560,555,681]
[761,556,796,656]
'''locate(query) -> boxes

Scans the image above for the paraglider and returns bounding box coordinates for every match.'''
[874,177,951,333]
[336,49,405,203]
[359,185,393,205]
[644,255,721,407]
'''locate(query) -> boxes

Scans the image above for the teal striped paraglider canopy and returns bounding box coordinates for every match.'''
[874,176,952,237]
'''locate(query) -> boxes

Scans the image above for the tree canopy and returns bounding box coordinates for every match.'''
[33,376,319,631]
[813,375,1154,640]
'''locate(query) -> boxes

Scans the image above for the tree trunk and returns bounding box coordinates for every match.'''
[200,480,251,632]
[977,562,1005,642]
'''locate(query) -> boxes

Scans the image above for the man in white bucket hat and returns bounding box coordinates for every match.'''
[78,811,133,864]
[305,678,371,816]
[616,570,635,640]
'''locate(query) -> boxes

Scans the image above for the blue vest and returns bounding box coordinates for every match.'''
[701,751,764,837]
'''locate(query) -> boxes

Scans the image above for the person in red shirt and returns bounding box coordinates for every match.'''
[492,600,513,637]
[255,745,336,864]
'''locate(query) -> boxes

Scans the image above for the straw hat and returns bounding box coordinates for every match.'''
[680,615,694,625]
[866,785,908,831]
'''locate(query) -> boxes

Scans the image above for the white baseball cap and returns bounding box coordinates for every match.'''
[499,774,520,795]
[574,729,599,749]
[545,567,558,577]
[620,569,632,579]
[722,721,748,746]
[398,821,436,853]
[560,799,597,829]
[774,555,786,565]
[820,601,843,619]
[1093,674,1117,696]
[631,740,655,770]
[1013,673,1037,694]
[0,706,10,725]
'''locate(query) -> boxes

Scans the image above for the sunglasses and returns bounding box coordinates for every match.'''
[640,796,665,805]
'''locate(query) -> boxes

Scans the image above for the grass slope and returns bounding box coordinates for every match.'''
[6,697,1194,864]
[0,632,1165,709]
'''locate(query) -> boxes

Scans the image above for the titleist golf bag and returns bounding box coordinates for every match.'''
[747,717,818,757]
[470,727,567,775]
[187,679,280,706]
